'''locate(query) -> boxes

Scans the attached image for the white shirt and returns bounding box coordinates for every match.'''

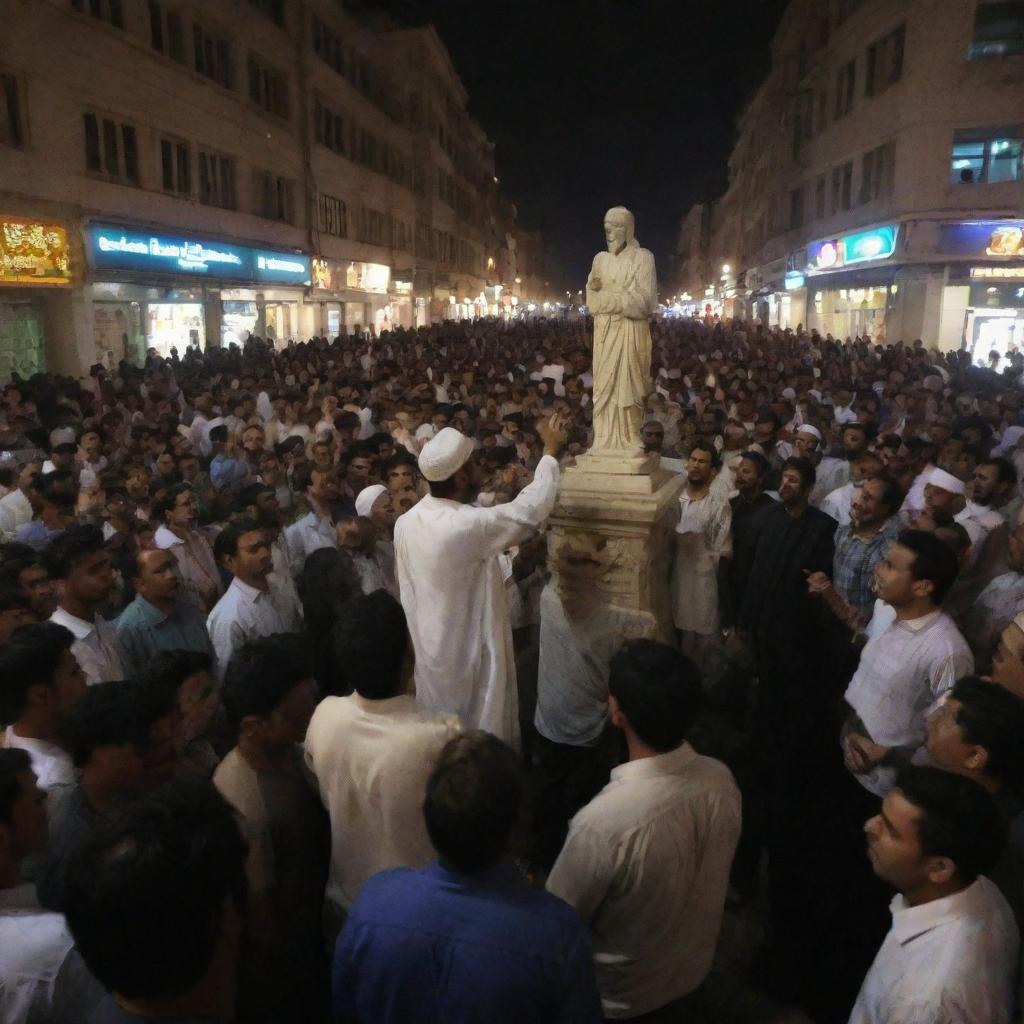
[284,510,336,571]
[154,525,221,606]
[304,693,461,912]
[845,610,973,796]
[206,577,303,680]
[547,743,741,1019]
[394,455,560,745]
[823,480,857,526]
[2,728,74,809]
[49,607,126,685]
[850,877,1018,1024]
[0,488,32,541]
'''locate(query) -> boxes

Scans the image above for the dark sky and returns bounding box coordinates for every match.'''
[376,0,788,290]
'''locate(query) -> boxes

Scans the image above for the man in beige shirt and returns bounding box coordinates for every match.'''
[304,590,460,924]
[547,640,741,1021]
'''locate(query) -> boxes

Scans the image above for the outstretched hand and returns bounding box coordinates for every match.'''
[537,414,569,457]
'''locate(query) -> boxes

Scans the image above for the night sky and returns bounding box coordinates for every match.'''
[376,0,789,291]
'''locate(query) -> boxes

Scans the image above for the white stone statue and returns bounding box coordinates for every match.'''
[586,207,657,455]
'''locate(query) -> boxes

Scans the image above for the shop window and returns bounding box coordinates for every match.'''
[247,0,284,28]
[0,73,24,150]
[160,137,190,197]
[83,112,139,185]
[248,56,289,120]
[149,2,186,62]
[317,193,347,238]
[314,99,345,155]
[968,2,1024,58]
[70,0,124,29]
[193,23,233,90]
[834,60,856,119]
[831,160,853,214]
[253,169,295,224]
[866,24,905,95]
[951,129,1024,183]
[198,150,236,209]
[859,140,896,204]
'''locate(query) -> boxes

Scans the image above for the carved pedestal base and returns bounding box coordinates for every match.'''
[534,465,684,738]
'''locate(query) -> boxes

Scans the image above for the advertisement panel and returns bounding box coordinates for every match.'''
[807,224,898,272]
[938,221,1024,258]
[0,219,72,286]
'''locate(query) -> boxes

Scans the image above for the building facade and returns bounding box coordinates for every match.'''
[675,0,1024,357]
[0,0,514,377]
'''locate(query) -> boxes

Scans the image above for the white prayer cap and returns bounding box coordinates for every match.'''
[355,484,387,518]
[781,387,797,400]
[925,467,966,495]
[418,427,475,482]
[808,389,822,402]
[797,424,822,442]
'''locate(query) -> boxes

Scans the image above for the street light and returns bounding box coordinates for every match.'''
[722,264,731,274]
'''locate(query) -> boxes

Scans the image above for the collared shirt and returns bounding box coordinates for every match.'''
[845,610,973,796]
[209,452,248,489]
[0,487,32,541]
[833,518,899,620]
[547,743,741,1019]
[206,576,302,680]
[964,571,1024,672]
[850,876,1018,1024]
[37,786,102,912]
[333,860,603,1024]
[284,510,336,571]
[15,519,66,551]
[115,591,215,677]
[0,882,104,1024]
[154,526,221,607]
[304,693,461,911]
[2,728,74,808]
[50,607,126,685]
[672,490,731,635]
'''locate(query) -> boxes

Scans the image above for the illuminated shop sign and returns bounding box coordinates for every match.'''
[0,219,71,286]
[311,258,390,293]
[971,266,1024,280]
[86,226,311,285]
[807,224,899,272]
[784,271,806,290]
[939,221,1024,258]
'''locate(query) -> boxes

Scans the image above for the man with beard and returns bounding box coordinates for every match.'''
[153,484,221,613]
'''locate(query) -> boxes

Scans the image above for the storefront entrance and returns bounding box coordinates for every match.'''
[0,298,45,377]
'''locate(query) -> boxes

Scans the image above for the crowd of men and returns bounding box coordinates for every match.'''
[2,315,1024,1023]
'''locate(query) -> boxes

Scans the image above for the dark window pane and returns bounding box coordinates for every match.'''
[167,14,183,60]
[122,125,138,183]
[109,0,123,28]
[149,0,164,50]
[970,1,1024,57]
[160,138,173,189]
[102,118,118,175]
[84,112,101,170]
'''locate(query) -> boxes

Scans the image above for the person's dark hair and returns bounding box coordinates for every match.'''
[331,591,408,701]
[37,469,78,511]
[40,524,105,581]
[738,450,770,479]
[933,522,972,560]
[63,780,248,1000]
[608,640,704,751]
[212,516,261,564]
[781,455,816,489]
[0,554,42,594]
[842,421,870,440]
[64,681,150,769]
[297,547,360,641]
[689,442,721,470]
[383,451,418,477]
[153,482,194,521]
[221,632,313,732]
[207,424,228,445]
[0,747,32,824]
[427,476,459,499]
[755,409,781,432]
[136,650,214,708]
[896,528,960,605]
[290,461,316,494]
[875,477,906,516]
[234,482,274,515]
[333,410,360,433]
[980,457,1019,489]
[423,731,523,873]
[948,677,1024,793]
[0,622,75,724]
[894,765,1008,885]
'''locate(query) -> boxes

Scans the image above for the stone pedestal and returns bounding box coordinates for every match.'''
[534,461,684,740]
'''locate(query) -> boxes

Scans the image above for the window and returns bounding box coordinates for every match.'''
[197,150,236,208]
[83,112,138,184]
[149,3,186,62]
[247,0,284,27]
[193,24,233,89]
[314,99,345,155]
[834,60,856,118]
[831,161,853,214]
[312,15,345,75]
[1,73,24,149]
[248,57,288,119]
[866,24,905,95]
[815,174,826,218]
[253,170,295,223]
[951,129,1024,183]
[70,0,124,29]
[317,193,347,238]
[968,2,1024,58]
[160,137,190,197]
[789,186,804,231]
[859,141,896,203]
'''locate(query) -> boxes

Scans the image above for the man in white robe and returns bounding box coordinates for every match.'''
[395,420,566,746]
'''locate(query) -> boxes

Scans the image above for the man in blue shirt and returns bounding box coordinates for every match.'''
[332,731,603,1024]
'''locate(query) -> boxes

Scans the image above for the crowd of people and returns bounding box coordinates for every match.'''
[1,315,1024,1023]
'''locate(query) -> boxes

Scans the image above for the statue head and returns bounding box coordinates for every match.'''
[604,207,635,255]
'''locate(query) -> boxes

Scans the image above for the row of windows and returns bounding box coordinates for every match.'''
[833,24,905,121]
[313,98,411,190]
[950,130,1023,184]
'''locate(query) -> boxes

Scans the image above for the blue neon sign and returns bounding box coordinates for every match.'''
[86,226,311,286]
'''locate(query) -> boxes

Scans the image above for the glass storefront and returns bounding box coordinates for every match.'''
[146,302,204,356]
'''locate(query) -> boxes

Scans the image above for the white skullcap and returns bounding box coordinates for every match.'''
[418,426,475,482]
[797,424,823,442]
[926,467,966,495]
[355,484,387,518]
[781,387,797,400]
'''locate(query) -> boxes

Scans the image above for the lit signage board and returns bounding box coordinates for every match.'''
[939,221,1024,258]
[0,219,71,286]
[311,258,390,293]
[807,224,899,272]
[86,226,311,285]
[784,271,806,290]
[971,266,1024,280]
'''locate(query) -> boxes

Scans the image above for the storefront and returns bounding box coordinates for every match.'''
[85,224,311,359]
[309,258,391,337]
[0,217,73,377]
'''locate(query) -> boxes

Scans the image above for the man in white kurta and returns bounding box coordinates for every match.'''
[395,423,565,745]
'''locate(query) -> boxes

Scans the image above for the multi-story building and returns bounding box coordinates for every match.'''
[675,0,1024,357]
[0,0,514,376]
